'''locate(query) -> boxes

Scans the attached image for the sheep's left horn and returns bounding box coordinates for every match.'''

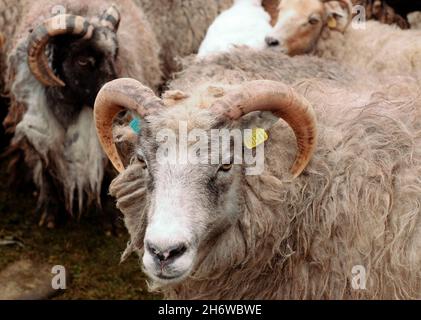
[94,78,164,173]
[100,5,121,31]
[27,14,95,87]
[210,80,317,178]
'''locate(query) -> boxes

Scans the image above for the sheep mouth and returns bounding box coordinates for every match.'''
[147,269,191,284]
[156,273,184,281]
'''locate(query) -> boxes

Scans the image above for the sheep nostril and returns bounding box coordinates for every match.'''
[265,36,280,47]
[166,243,187,261]
[146,241,187,263]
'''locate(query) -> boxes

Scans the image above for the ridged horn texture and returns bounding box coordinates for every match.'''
[210,80,317,178]
[94,78,165,173]
[27,14,95,87]
[100,5,121,31]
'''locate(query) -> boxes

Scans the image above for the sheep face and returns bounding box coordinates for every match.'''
[265,0,351,55]
[135,108,247,284]
[26,6,121,126]
[45,28,118,125]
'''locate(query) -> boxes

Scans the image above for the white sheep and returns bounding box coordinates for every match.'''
[198,0,272,58]
[94,48,421,299]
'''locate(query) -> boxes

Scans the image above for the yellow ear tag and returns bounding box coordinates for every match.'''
[244,128,269,150]
[327,16,337,29]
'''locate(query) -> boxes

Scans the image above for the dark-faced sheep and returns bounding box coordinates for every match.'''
[93,48,421,299]
[2,0,161,226]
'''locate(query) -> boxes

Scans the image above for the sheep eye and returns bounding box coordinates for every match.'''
[77,56,95,67]
[308,17,320,25]
[219,163,233,172]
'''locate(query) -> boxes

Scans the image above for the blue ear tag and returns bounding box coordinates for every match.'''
[130,117,141,134]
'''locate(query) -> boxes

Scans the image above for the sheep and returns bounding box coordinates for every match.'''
[2,0,161,226]
[197,0,272,58]
[263,0,411,29]
[136,0,234,77]
[351,0,410,29]
[93,47,421,299]
[265,0,421,83]
[409,11,421,29]
[0,0,23,90]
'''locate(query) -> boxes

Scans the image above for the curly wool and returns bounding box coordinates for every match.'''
[3,0,161,216]
[137,0,234,77]
[314,20,421,84]
[110,49,421,299]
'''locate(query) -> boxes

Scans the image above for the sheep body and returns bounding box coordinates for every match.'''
[197,0,272,58]
[110,48,421,299]
[0,0,23,89]
[268,0,421,83]
[315,20,421,82]
[3,0,161,219]
[137,0,234,76]
[408,11,421,29]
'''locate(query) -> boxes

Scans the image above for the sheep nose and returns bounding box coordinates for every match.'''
[265,36,280,47]
[146,241,187,264]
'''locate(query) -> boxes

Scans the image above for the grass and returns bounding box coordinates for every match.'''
[0,160,161,300]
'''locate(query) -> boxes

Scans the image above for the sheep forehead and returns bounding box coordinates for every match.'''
[147,107,220,134]
[92,27,118,56]
[147,83,236,133]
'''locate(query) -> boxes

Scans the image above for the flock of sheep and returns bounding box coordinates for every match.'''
[1,0,421,300]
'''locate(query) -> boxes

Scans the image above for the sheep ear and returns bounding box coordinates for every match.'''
[112,116,142,168]
[324,1,351,32]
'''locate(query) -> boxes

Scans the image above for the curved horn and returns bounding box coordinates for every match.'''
[94,78,165,173]
[27,14,95,87]
[210,80,317,178]
[100,5,121,31]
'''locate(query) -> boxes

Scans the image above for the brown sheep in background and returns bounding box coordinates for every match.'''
[263,0,412,29]
[352,0,410,29]
[265,0,421,84]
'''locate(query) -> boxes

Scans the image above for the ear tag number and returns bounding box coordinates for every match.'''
[130,117,141,134]
[244,128,268,150]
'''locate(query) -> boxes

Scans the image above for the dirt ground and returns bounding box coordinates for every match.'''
[0,159,161,300]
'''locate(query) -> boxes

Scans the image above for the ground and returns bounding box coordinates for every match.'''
[0,159,161,300]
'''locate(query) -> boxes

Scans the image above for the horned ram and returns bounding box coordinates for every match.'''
[2,0,161,226]
[93,48,421,299]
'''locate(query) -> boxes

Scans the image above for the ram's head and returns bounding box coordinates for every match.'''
[94,78,317,285]
[27,5,121,122]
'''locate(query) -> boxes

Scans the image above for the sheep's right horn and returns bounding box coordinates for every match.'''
[210,80,317,178]
[94,78,165,173]
[100,5,121,31]
[27,14,95,87]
